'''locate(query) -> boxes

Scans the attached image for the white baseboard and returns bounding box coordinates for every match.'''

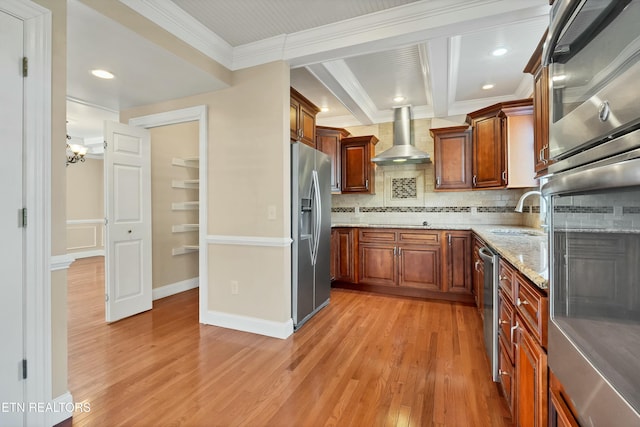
[202,310,293,339]
[152,277,199,301]
[49,391,74,426]
[69,249,105,259]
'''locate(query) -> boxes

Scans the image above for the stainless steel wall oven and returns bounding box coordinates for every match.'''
[543,1,640,425]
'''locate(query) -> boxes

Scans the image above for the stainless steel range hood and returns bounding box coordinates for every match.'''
[371,106,431,165]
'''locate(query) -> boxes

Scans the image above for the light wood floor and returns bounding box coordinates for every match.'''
[63,256,512,427]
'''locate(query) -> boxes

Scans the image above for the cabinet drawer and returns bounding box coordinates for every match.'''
[498,289,515,361]
[498,259,515,303]
[359,229,396,243]
[397,230,440,245]
[515,273,548,348]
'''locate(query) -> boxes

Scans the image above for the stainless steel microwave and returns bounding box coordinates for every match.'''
[544,0,640,161]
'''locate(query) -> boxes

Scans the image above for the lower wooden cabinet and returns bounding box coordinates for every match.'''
[331,228,356,283]
[332,227,472,303]
[548,370,580,427]
[496,256,549,427]
[472,234,485,311]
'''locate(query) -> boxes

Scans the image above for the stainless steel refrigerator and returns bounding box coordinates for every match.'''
[291,142,331,330]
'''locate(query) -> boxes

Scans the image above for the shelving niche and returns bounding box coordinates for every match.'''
[172,156,199,256]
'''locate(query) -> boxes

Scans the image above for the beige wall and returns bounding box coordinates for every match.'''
[150,122,199,289]
[33,0,68,400]
[121,60,291,324]
[66,158,104,254]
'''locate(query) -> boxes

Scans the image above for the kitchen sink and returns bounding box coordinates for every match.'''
[490,228,545,237]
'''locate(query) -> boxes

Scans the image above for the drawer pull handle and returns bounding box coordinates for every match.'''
[510,322,519,344]
[517,298,529,307]
[475,260,481,271]
[499,370,510,377]
[499,319,509,325]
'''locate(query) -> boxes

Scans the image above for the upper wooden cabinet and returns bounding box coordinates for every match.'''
[524,30,553,177]
[430,125,472,191]
[290,88,319,148]
[466,99,537,189]
[316,126,351,193]
[340,135,378,194]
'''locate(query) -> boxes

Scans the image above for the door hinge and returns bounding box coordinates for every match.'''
[22,57,28,77]
[105,293,109,302]
[104,218,108,226]
[22,359,27,379]
[103,141,107,149]
[18,208,27,228]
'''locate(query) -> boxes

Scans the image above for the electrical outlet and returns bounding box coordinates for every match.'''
[231,280,239,295]
[267,205,276,220]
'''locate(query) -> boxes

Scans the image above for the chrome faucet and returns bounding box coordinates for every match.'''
[514,190,546,213]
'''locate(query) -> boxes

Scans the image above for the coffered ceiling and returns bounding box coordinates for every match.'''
[67,0,550,138]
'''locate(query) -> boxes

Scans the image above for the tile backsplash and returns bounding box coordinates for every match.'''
[332,118,543,228]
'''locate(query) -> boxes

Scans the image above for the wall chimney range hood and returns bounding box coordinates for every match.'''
[371,106,431,165]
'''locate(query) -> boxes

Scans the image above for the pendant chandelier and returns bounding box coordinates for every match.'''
[66,134,87,166]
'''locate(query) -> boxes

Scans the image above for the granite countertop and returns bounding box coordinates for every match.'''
[332,223,549,290]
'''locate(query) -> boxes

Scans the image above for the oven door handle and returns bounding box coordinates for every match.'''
[543,156,640,196]
[542,0,579,66]
[479,247,495,262]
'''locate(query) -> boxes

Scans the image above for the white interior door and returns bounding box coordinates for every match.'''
[0,10,25,426]
[104,121,152,322]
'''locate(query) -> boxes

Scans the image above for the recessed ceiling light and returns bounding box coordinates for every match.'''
[482,84,495,90]
[492,48,508,57]
[393,96,405,103]
[320,107,329,113]
[91,69,115,79]
[552,74,567,82]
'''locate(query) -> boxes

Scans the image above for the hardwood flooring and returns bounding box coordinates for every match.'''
[62,256,512,427]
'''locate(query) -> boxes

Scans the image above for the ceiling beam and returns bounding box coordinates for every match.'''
[425,38,449,118]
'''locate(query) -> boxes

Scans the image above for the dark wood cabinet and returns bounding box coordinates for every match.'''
[359,243,396,287]
[316,126,350,193]
[548,370,580,427]
[467,99,537,189]
[472,235,485,311]
[443,231,471,294]
[524,30,553,177]
[290,87,319,148]
[496,256,549,427]
[331,228,356,283]
[515,316,548,427]
[430,125,472,190]
[341,135,378,194]
[398,245,441,291]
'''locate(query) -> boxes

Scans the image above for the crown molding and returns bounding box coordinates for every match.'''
[515,74,534,99]
[119,0,233,69]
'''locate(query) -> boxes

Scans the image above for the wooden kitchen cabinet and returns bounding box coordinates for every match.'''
[341,135,378,194]
[497,256,549,427]
[443,231,472,294]
[430,125,473,190]
[331,227,356,283]
[316,126,350,193]
[398,245,441,291]
[472,234,485,311]
[524,30,553,177]
[359,243,396,287]
[467,99,537,189]
[290,87,319,148]
[548,369,580,427]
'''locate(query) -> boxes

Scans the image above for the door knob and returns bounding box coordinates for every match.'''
[128,230,132,234]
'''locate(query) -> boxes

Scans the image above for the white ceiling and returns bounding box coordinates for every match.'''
[67,0,550,139]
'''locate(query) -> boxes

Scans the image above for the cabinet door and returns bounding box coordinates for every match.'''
[398,245,441,291]
[444,231,471,294]
[499,339,515,414]
[433,129,472,190]
[515,319,548,427]
[290,98,300,141]
[299,103,317,148]
[342,142,371,193]
[359,243,396,286]
[533,66,552,175]
[472,237,484,310]
[334,228,355,283]
[473,116,504,188]
[317,133,341,193]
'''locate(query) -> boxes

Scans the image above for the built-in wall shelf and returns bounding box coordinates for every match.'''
[172,224,199,233]
[172,179,199,189]
[172,245,199,256]
[172,157,199,168]
[172,201,199,211]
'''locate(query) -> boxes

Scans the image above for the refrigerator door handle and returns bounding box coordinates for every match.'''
[311,169,321,266]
